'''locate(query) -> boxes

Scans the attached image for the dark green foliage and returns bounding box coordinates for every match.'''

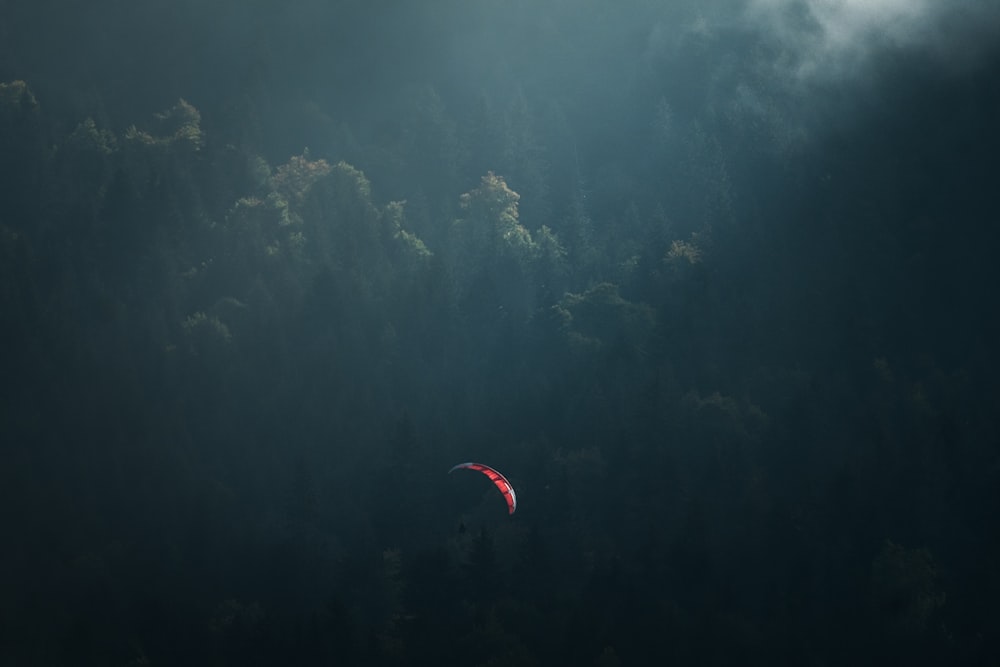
[1,2,999,665]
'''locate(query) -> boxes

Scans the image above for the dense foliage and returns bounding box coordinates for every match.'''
[1,1,999,665]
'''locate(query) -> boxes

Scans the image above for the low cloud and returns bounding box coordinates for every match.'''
[746,0,1000,80]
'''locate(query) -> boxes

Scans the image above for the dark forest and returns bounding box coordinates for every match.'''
[1,0,999,664]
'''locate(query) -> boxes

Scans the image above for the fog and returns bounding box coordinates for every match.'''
[746,0,1000,78]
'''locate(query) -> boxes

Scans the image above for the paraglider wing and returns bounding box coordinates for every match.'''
[448,462,517,515]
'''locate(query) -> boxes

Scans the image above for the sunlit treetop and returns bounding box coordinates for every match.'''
[0,80,39,118]
[271,150,334,205]
[66,117,117,156]
[385,200,431,260]
[458,171,533,252]
[460,172,519,223]
[124,99,203,152]
[556,282,655,351]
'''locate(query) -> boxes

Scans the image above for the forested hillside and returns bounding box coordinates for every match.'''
[1,1,999,664]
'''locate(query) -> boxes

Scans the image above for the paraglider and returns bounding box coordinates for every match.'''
[449,462,517,515]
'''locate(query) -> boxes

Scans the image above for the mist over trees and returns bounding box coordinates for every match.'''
[1,1,999,665]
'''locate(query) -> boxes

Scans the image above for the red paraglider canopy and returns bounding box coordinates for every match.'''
[449,462,517,515]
